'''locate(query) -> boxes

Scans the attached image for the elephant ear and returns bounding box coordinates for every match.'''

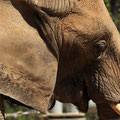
[0,37,57,113]
[0,2,58,112]
[0,38,58,113]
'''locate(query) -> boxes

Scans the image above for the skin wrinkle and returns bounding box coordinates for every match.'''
[112,62,119,79]
[101,74,105,95]
[66,0,69,12]
[100,74,107,98]
[54,21,61,55]
[62,0,65,13]
[104,63,120,97]
[108,36,120,68]
[59,22,76,75]
[57,25,63,62]
[57,23,63,51]
[58,0,60,13]
[61,21,90,52]
[100,63,120,96]
[97,70,101,94]
[69,37,77,75]
[35,14,59,59]
[95,72,110,101]
[107,55,120,87]
[53,0,55,12]
[110,49,120,73]
[101,69,111,96]
[59,23,64,52]
[26,0,75,15]
[48,20,59,57]
[95,71,101,94]
[98,68,107,95]
[84,53,120,104]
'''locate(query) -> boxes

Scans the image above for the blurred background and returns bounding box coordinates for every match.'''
[4,0,120,120]
[104,0,120,30]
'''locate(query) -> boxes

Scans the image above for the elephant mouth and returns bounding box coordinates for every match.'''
[110,103,120,115]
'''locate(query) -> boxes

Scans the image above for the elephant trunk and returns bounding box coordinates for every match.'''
[25,0,76,15]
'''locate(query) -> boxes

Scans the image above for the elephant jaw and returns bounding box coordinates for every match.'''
[110,103,120,115]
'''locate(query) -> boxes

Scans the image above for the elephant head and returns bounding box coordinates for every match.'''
[23,0,120,119]
[0,0,120,120]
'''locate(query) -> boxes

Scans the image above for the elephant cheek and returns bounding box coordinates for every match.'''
[54,81,89,113]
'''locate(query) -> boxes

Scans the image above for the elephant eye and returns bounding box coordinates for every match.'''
[95,40,107,56]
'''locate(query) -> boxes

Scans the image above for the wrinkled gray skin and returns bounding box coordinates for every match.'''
[0,0,120,120]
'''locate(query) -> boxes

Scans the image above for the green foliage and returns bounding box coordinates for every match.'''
[4,100,47,120]
[104,0,120,31]
[104,0,111,12]
[4,100,30,113]
[6,115,45,120]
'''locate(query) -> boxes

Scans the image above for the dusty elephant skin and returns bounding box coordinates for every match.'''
[0,0,58,115]
[0,0,120,120]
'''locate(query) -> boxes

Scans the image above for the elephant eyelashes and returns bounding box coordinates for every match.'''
[94,40,107,57]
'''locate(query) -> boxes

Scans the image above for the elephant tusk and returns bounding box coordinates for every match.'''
[110,104,120,115]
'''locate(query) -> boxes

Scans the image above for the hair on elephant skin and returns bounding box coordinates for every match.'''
[0,0,120,120]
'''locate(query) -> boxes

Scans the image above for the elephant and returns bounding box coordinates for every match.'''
[0,0,120,120]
